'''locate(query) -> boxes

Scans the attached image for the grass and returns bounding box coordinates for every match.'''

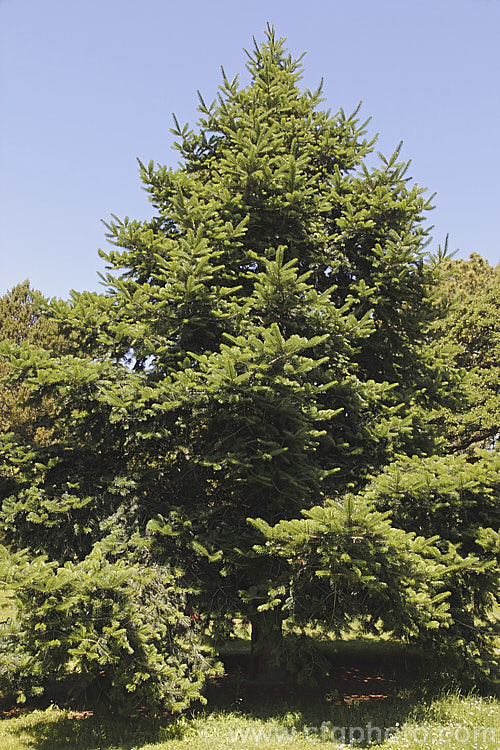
[0,692,498,749]
[0,636,498,749]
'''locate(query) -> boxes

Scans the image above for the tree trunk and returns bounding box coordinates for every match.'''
[248,610,286,679]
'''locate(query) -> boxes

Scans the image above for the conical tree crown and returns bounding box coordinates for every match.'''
[95,28,437,399]
[1,28,488,705]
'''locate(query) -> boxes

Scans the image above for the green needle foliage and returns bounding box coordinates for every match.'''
[0,28,497,709]
[0,281,67,441]
[0,537,217,714]
[434,253,500,452]
[365,451,500,684]
[250,496,454,679]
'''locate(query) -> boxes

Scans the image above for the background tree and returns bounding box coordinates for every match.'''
[0,281,62,441]
[434,252,500,452]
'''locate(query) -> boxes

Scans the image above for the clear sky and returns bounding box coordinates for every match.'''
[1,0,499,299]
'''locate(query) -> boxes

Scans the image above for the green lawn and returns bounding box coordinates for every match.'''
[0,692,498,750]
[1,593,498,749]
[0,634,498,750]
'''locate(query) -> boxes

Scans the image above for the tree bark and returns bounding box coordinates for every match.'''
[248,610,286,679]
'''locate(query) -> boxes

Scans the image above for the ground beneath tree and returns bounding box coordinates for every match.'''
[207,645,403,709]
[0,640,426,719]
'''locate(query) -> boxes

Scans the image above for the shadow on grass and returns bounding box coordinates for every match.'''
[1,637,488,749]
[196,636,456,742]
[4,710,179,750]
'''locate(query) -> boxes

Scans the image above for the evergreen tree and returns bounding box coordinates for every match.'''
[434,253,500,452]
[0,28,473,703]
[0,281,61,440]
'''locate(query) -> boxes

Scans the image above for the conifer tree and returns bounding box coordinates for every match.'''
[0,28,468,701]
[0,281,65,441]
[434,253,500,452]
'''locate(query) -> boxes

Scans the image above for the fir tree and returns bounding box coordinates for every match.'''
[0,28,478,701]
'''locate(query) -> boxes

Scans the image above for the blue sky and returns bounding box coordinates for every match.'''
[1,0,499,299]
